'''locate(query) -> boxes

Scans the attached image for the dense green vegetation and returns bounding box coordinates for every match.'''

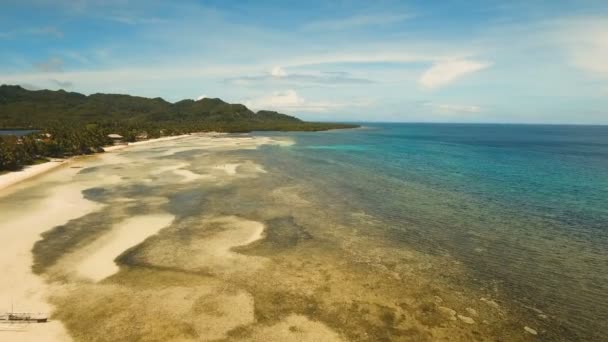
[0,85,357,171]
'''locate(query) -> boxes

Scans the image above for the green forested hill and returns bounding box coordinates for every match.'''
[0,85,357,171]
[0,85,309,128]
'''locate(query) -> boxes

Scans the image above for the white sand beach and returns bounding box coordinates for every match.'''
[0,159,67,192]
[103,133,192,152]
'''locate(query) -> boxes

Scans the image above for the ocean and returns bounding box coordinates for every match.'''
[255,123,608,340]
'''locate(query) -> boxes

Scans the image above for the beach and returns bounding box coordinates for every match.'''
[1,126,606,341]
[0,134,194,192]
[0,159,68,192]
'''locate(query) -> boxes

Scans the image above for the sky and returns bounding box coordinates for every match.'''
[1,0,607,124]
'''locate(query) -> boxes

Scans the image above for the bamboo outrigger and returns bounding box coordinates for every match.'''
[0,312,48,323]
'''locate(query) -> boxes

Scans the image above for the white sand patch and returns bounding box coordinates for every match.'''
[173,169,211,183]
[272,138,295,147]
[211,216,265,247]
[102,144,128,152]
[74,214,175,282]
[214,163,240,175]
[148,163,210,183]
[0,181,104,342]
[152,134,293,157]
[253,164,267,173]
[0,159,66,192]
[128,134,191,147]
[102,134,191,153]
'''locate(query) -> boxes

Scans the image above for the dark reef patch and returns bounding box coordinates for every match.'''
[32,209,115,274]
[237,216,313,255]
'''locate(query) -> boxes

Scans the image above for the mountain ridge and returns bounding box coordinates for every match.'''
[0,85,307,128]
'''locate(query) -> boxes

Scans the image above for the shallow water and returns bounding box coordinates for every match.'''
[0,125,606,341]
[257,123,608,340]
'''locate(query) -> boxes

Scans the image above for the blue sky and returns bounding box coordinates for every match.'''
[1,0,607,124]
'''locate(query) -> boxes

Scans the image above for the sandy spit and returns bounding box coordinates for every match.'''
[73,214,175,282]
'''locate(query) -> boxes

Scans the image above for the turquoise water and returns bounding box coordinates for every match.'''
[256,123,608,340]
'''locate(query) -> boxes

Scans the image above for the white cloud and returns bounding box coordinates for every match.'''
[270,66,287,78]
[244,89,365,113]
[245,90,307,111]
[556,17,608,76]
[419,59,490,89]
[303,13,412,31]
[196,94,207,101]
[282,50,446,68]
[424,102,482,114]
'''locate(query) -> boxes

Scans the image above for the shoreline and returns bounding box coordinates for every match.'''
[0,134,192,193]
[0,159,69,192]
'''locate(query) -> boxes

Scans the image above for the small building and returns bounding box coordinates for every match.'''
[136,132,148,140]
[107,133,124,144]
[37,132,53,143]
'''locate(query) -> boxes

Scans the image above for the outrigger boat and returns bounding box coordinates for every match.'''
[0,312,48,323]
[1,300,48,323]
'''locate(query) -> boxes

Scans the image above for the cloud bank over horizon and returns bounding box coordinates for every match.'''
[1,0,607,124]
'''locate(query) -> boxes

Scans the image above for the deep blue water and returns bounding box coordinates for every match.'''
[257,123,608,339]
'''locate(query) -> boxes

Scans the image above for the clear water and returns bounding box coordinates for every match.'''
[256,123,608,340]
